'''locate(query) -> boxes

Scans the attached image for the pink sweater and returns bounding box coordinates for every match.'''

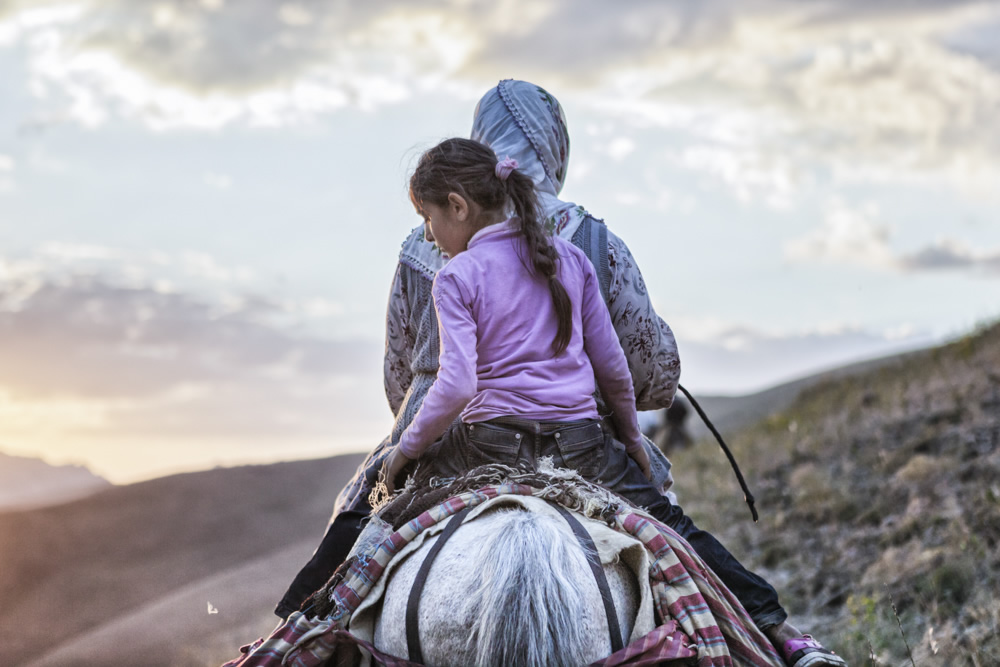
[398,220,643,458]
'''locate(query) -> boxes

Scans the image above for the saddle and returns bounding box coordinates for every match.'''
[225,464,782,667]
[325,465,675,666]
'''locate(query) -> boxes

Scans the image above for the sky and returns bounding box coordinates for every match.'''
[1,0,998,483]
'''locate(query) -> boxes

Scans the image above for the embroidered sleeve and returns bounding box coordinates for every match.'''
[579,253,644,453]
[606,231,681,410]
[384,263,415,416]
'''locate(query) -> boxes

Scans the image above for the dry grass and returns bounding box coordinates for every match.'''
[671,321,1000,666]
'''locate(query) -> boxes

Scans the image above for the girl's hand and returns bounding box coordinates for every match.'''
[629,444,652,481]
[382,448,414,496]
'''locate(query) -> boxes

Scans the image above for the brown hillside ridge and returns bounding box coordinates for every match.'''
[0,452,365,667]
[671,321,1000,666]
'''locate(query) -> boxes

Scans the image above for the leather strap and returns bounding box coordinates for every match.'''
[551,504,624,653]
[405,505,475,664]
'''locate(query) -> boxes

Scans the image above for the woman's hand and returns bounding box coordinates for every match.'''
[382,448,414,496]
[629,443,652,481]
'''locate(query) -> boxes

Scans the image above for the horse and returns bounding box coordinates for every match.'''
[344,493,657,667]
[233,467,780,667]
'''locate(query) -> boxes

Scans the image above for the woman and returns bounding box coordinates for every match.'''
[275,79,682,622]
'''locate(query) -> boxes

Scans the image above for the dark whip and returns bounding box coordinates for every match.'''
[677,383,758,522]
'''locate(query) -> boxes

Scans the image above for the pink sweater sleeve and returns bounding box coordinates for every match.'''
[397,271,477,459]
[578,255,644,453]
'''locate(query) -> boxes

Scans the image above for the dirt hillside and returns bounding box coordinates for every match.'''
[0,453,365,666]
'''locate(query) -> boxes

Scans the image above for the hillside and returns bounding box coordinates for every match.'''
[670,322,1000,665]
[0,452,366,667]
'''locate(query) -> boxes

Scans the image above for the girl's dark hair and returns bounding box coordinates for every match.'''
[410,137,572,354]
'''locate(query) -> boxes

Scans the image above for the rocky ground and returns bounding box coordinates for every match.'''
[670,322,1000,666]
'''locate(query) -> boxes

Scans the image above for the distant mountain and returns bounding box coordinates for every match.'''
[0,452,110,511]
[681,346,931,440]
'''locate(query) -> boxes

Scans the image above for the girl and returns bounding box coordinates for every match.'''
[383,136,655,517]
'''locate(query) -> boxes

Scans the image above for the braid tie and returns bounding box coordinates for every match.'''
[495,156,518,181]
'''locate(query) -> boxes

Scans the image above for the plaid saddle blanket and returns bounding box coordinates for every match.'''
[223,468,783,667]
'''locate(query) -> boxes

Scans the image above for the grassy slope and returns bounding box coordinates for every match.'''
[670,323,1000,666]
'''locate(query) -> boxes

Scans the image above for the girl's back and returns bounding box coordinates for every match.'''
[396,136,641,464]
[435,220,607,423]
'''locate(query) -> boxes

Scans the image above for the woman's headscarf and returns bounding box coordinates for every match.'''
[471,79,589,240]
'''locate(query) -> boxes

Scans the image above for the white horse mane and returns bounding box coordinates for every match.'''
[464,508,595,666]
[346,484,654,667]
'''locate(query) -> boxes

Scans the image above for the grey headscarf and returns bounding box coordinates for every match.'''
[471,79,590,239]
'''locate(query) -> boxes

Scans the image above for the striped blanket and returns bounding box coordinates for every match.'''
[223,478,783,667]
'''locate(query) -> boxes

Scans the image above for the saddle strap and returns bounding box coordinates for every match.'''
[405,505,475,664]
[551,504,625,654]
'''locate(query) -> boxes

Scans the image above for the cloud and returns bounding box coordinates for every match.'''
[0,269,386,444]
[0,153,14,193]
[784,200,895,268]
[0,245,356,337]
[0,246,389,481]
[0,241,378,440]
[2,1,998,197]
[553,3,1000,192]
[785,200,1000,276]
[677,145,800,209]
[605,137,636,162]
[1,0,483,128]
[202,171,233,190]
[641,25,999,192]
[7,242,256,288]
[898,238,1000,273]
[0,276,371,398]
